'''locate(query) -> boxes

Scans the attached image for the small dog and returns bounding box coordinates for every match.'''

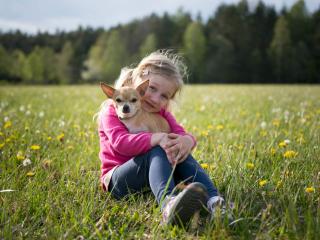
[100,80,170,133]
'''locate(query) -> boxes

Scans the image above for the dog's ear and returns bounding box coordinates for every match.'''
[100,82,115,98]
[136,79,149,97]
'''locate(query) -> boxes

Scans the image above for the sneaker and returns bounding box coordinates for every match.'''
[161,182,208,226]
[207,196,234,224]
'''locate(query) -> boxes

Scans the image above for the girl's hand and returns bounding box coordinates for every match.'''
[151,133,168,147]
[162,133,194,165]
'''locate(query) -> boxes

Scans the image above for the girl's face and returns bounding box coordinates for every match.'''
[141,74,177,112]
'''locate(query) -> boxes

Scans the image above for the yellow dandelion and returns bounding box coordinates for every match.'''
[47,136,52,141]
[207,124,213,129]
[4,121,12,129]
[67,145,74,150]
[0,131,3,136]
[201,163,209,169]
[56,133,65,142]
[200,131,209,137]
[305,186,315,193]
[216,125,224,130]
[276,180,282,188]
[260,130,267,137]
[5,138,11,143]
[272,119,280,127]
[16,151,25,160]
[283,150,298,158]
[26,171,35,177]
[246,163,255,170]
[259,180,268,187]
[270,148,276,156]
[278,141,287,148]
[0,142,5,149]
[30,145,40,150]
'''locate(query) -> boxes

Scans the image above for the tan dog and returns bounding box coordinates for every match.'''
[100,80,170,133]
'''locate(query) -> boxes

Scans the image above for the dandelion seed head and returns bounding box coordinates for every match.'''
[22,158,32,166]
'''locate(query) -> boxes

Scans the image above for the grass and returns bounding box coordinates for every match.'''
[0,84,319,239]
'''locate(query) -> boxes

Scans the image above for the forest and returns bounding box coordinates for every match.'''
[0,0,319,84]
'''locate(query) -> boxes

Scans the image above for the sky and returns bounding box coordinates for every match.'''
[0,0,318,34]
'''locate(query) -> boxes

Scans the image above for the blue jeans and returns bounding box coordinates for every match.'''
[108,146,219,205]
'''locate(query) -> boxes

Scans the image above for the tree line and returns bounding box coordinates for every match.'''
[0,0,319,84]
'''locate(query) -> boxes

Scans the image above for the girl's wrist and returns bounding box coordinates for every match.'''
[151,133,167,146]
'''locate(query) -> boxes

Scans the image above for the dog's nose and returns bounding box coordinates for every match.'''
[123,104,130,113]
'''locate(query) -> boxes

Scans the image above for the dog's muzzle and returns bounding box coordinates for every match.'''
[122,104,130,113]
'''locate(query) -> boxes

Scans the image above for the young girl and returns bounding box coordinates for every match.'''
[97,50,226,226]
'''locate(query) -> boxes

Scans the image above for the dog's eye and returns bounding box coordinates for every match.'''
[116,98,122,103]
[131,98,137,103]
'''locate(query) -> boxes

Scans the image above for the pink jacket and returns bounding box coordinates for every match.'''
[99,103,196,190]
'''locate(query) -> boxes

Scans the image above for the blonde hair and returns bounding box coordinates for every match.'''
[95,50,187,124]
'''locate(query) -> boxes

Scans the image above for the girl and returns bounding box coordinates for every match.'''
[97,50,226,226]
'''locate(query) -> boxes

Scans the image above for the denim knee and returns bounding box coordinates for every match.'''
[150,145,167,156]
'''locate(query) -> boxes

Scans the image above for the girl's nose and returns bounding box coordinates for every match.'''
[149,94,160,104]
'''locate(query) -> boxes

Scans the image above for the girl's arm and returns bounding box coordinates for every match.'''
[101,105,155,156]
[161,109,197,148]
[160,109,197,164]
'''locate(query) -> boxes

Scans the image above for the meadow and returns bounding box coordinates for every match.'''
[0,85,319,239]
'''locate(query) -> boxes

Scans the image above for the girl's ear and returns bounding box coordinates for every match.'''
[136,79,150,96]
[100,82,115,98]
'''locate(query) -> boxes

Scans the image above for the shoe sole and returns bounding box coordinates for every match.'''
[167,182,208,226]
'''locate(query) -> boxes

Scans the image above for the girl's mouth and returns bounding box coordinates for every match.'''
[143,100,156,111]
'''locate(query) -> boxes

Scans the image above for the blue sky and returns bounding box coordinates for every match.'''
[0,0,318,34]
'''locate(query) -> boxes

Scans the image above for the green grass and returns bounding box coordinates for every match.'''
[1,85,319,239]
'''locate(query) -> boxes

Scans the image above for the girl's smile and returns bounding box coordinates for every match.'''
[141,75,177,112]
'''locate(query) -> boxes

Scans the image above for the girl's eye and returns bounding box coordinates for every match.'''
[149,86,156,92]
[116,98,122,103]
[131,98,137,103]
[161,94,169,100]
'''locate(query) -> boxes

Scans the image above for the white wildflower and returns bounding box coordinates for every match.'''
[26,110,31,116]
[22,158,32,166]
[284,139,290,145]
[39,111,44,118]
[19,105,25,112]
[260,121,267,129]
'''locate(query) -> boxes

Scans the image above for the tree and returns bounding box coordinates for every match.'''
[82,32,109,82]
[139,33,157,58]
[205,35,237,83]
[82,30,128,83]
[183,21,206,83]
[56,41,74,84]
[11,49,27,82]
[269,16,292,82]
[0,44,11,80]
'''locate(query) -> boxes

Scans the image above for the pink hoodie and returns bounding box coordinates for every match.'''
[98,103,196,190]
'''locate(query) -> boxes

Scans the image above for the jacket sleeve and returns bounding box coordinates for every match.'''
[100,105,152,156]
[161,109,197,148]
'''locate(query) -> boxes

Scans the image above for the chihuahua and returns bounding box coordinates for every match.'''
[100,80,170,134]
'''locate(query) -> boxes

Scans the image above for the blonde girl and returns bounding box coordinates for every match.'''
[98,50,226,226]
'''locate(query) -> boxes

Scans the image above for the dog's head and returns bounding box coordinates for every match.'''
[100,80,149,119]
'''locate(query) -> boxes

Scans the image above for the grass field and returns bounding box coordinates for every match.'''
[1,85,319,239]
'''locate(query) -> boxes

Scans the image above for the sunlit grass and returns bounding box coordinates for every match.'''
[1,85,319,239]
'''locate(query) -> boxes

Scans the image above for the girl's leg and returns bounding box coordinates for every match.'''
[108,156,149,200]
[174,155,219,198]
[148,146,176,204]
[109,146,176,203]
